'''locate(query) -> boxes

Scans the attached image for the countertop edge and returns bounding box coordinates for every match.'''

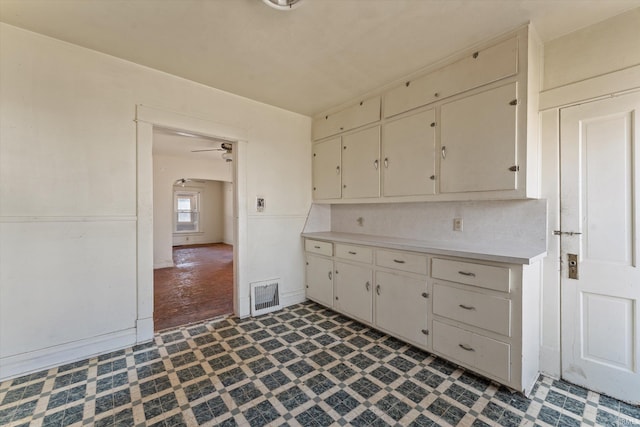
[301,232,546,265]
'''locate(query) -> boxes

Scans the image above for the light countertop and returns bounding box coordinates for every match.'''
[301,231,546,265]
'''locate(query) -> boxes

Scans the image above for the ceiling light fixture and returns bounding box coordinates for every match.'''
[262,0,303,11]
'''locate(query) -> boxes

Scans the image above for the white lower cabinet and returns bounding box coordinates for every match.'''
[305,254,334,307]
[334,261,373,324]
[303,237,540,395]
[375,271,429,348]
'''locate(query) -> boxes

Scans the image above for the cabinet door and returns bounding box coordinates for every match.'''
[382,109,436,197]
[440,82,518,193]
[335,262,373,324]
[306,255,333,307]
[342,127,380,199]
[312,138,342,200]
[375,271,429,347]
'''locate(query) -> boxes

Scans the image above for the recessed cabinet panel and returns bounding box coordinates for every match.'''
[304,239,333,257]
[313,97,381,140]
[342,127,381,199]
[376,249,428,275]
[312,138,342,200]
[375,271,428,347]
[305,255,334,307]
[384,37,518,118]
[440,82,518,193]
[382,109,436,197]
[335,244,373,264]
[432,258,511,293]
[334,261,373,324]
[433,284,512,336]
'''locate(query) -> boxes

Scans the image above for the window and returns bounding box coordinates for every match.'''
[174,191,200,232]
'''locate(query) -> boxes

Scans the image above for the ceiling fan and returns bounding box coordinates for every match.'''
[190,142,233,153]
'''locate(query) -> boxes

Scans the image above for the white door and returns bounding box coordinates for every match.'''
[560,91,640,404]
[342,126,380,199]
[312,137,342,200]
[382,109,436,197]
[440,83,518,193]
[305,255,334,307]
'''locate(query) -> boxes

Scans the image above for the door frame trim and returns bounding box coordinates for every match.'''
[135,104,248,342]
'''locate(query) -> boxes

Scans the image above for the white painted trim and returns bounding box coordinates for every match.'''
[0,328,136,382]
[154,261,175,269]
[0,216,137,223]
[280,290,307,308]
[136,105,249,338]
[540,64,640,110]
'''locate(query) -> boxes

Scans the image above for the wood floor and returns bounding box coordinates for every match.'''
[154,243,233,331]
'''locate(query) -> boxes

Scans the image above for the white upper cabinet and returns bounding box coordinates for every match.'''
[310,25,541,203]
[383,37,518,118]
[440,83,518,193]
[312,97,381,140]
[312,137,342,200]
[341,126,381,199]
[382,109,436,197]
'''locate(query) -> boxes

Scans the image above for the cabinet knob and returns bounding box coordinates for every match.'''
[376,285,381,295]
[384,158,389,168]
[365,281,371,291]
[430,122,436,128]
[434,92,439,98]
[374,159,379,170]
[405,81,411,87]
[421,329,429,335]
[336,166,340,174]
[472,51,479,59]
[509,165,520,172]
[430,175,436,181]
[422,292,429,298]
[313,187,316,191]
[335,296,339,300]
[328,271,332,280]
[343,184,347,188]
[441,146,446,159]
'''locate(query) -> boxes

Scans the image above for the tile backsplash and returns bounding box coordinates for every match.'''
[327,200,547,250]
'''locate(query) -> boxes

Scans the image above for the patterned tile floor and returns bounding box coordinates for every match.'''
[1,302,639,427]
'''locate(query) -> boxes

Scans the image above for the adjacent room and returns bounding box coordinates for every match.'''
[1,1,639,426]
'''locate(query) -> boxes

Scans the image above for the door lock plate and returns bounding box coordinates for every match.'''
[568,253,578,280]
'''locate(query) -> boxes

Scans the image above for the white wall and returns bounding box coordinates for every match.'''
[0,23,311,380]
[152,149,232,267]
[538,7,640,378]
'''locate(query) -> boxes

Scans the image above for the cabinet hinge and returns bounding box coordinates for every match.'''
[509,165,519,172]
[421,292,429,298]
[509,99,518,106]
[430,122,436,128]
[421,329,429,335]
[313,153,316,157]
[429,175,436,181]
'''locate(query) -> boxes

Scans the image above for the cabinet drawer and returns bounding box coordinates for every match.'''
[313,96,381,140]
[433,321,510,382]
[433,284,511,336]
[335,244,373,264]
[432,258,510,293]
[376,250,427,275]
[383,37,518,118]
[305,239,333,256]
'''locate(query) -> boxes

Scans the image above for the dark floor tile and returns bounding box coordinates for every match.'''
[2,381,45,405]
[296,341,319,354]
[370,366,400,385]
[229,383,262,406]
[273,348,297,364]
[328,363,357,382]
[94,408,134,427]
[96,371,129,394]
[46,384,86,410]
[295,404,334,426]
[134,349,161,364]
[244,400,279,427]
[409,414,439,427]
[192,396,228,424]
[396,379,429,403]
[326,390,359,416]
[376,395,411,421]
[183,378,216,402]
[208,354,236,370]
[52,370,88,390]
[247,357,275,375]
[304,373,335,395]
[350,377,381,399]
[42,404,84,427]
[175,365,206,383]
[142,392,179,420]
[277,386,310,410]
[261,370,291,391]
[139,376,172,398]
[95,389,131,415]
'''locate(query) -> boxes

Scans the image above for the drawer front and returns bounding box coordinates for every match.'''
[305,239,333,257]
[383,37,518,118]
[376,249,427,275]
[335,244,373,264]
[313,96,381,140]
[433,321,510,382]
[433,284,511,336]
[431,258,510,293]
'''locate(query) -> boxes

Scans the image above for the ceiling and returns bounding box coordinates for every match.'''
[152,127,230,161]
[1,0,639,116]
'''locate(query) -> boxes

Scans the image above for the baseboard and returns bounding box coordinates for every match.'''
[154,261,174,269]
[0,328,137,382]
[281,290,307,308]
[136,317,154,343]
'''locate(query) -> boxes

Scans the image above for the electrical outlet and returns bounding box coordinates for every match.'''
[453,218,463,232]
[257,197,265,212]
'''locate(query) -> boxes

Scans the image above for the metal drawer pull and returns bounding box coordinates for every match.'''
[458,271,476,277]
[336,166,340,174]
[441,146,446,159]
[348,251,357,255]
[328,271,332,280]
[374,159,379,170]
[384,158,389,168]
[459,344,475,352]
[459,304,475,310]
[314,245,321,249]
[365,281,370,291]
[376,285,381,295]
[393,259,405,264]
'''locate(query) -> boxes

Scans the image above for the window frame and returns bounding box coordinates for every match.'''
[174,190,201,233]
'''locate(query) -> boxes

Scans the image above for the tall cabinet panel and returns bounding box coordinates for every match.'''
[440,83,518,193]
[382,109,436,197]
[342,126,381,199]
[312,138,342,200]
[334,262,373,324]
[305,255,334,307]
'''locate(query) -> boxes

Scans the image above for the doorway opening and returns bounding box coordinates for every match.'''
[152,127,236,331]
